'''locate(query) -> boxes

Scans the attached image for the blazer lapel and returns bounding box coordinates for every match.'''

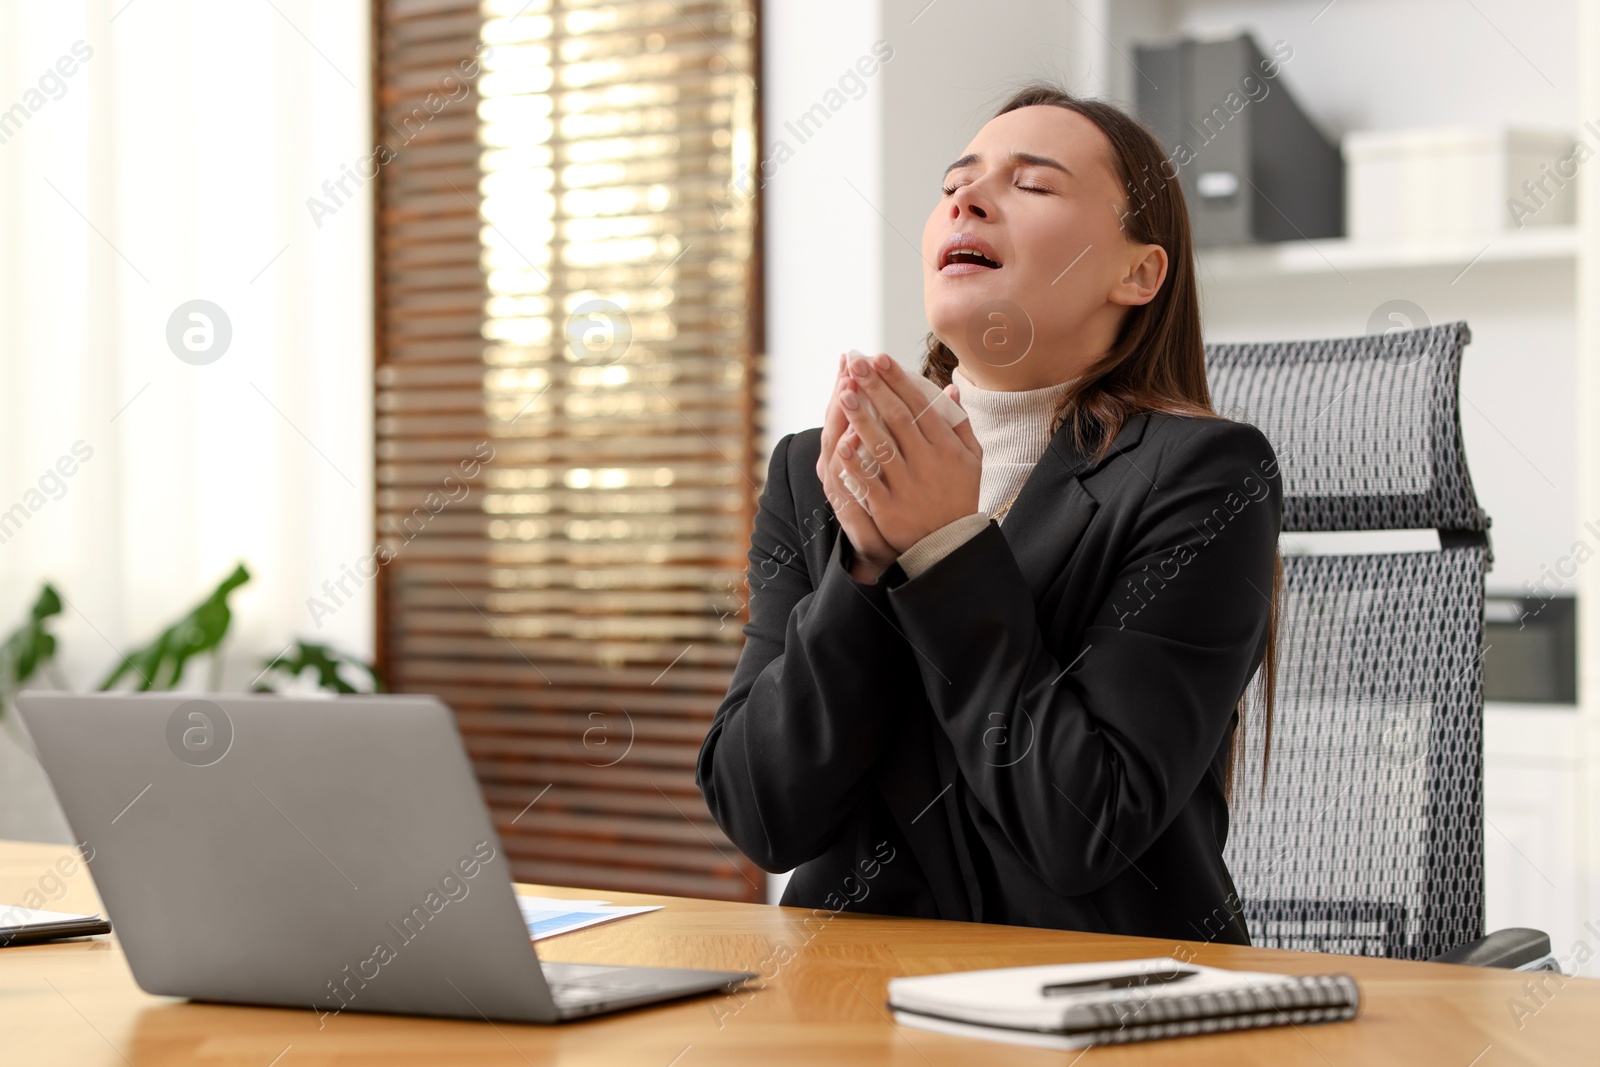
[1000,414,1149,603]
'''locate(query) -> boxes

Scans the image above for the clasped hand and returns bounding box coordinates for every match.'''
[814,352,983,583]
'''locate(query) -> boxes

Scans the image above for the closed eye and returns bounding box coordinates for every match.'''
[942,180,1052,196]
[941,150,1072,197]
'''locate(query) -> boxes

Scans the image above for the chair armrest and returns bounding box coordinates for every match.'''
[1430,928,1556,970]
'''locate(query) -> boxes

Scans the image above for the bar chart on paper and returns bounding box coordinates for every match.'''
[516,896,661,941]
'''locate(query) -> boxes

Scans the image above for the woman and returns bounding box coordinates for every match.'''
[696,84,1281,945]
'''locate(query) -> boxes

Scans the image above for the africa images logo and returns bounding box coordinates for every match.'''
[165,699,233,767]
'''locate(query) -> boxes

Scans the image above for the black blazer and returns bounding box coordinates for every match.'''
[696,410,1282,945]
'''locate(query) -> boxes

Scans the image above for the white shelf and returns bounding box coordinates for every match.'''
[1197,226,1580,281]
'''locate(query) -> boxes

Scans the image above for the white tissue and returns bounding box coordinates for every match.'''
[845,349,968,428]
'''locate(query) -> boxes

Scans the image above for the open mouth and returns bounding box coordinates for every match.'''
[939,233,1003,274]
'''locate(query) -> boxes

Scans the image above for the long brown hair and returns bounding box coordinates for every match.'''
[921,83,1279,801]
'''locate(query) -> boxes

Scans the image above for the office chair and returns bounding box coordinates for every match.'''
[1207,320,1556,970]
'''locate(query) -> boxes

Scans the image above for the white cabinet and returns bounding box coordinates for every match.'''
[1484,706,1588,974]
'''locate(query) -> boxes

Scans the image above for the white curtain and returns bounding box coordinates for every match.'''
[0,0,373,682]
[0,2,373,835]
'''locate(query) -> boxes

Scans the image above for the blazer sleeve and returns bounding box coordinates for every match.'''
[696,432,920,872]
[884,419,1282,897]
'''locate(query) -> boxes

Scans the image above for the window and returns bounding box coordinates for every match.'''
[373,0,763,901]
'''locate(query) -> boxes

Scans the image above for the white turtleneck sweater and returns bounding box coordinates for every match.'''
[894,364,1077,579]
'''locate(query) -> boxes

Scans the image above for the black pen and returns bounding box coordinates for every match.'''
[1041,968,1199,997]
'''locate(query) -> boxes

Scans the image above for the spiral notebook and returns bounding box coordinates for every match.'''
[888,957,1360,1049]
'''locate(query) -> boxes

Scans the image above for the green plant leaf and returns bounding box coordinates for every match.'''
[253,640,383,695]
[99,563,251,691]
[0,582,64,703]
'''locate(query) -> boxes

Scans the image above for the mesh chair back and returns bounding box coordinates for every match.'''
[1209,321,1488,961]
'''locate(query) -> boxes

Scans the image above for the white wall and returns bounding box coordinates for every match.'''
[759,0,886,450]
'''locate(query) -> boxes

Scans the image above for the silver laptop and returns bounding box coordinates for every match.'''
[16,691,753,1022]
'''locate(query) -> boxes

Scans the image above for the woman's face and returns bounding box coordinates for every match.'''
[921,105,1166,386]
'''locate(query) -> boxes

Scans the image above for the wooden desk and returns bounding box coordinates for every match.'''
[1,838,1591,1065]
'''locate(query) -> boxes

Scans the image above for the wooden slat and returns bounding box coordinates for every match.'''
[367,634,742,668]
[375,0,764,903]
